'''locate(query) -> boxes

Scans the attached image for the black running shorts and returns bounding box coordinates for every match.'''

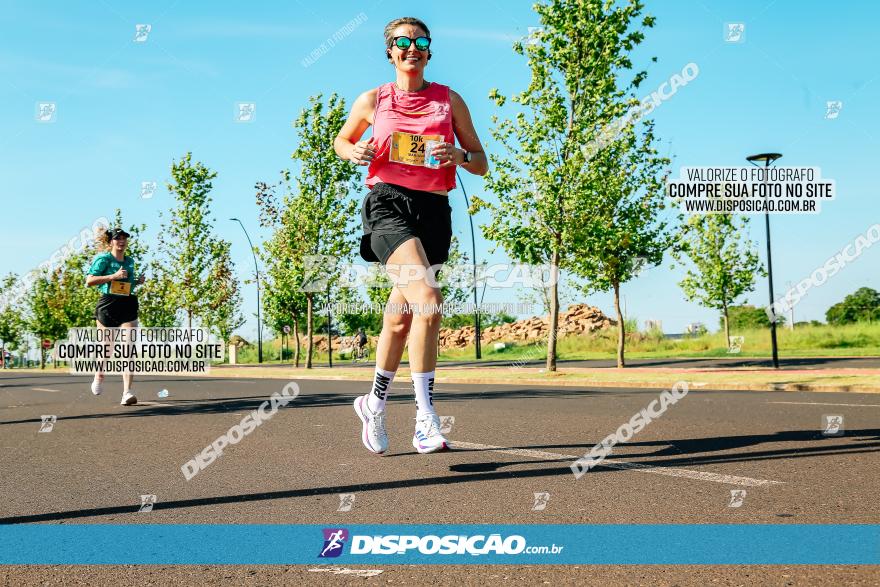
[360,182,453,267]
[95,294,139,327]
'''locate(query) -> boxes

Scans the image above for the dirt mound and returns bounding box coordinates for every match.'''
[292,304,616,353]
[438,303,616,350]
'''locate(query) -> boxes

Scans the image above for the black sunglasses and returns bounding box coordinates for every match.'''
[392,35,431,51]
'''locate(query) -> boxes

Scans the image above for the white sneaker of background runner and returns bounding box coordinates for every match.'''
[366,367,395,413]
[120,391,137,406]
[90,376,103,396]
[412,412,448,453]
[411,371,435,417]
[353,394,388,454]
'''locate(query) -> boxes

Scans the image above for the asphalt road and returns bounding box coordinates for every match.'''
[1,372,878,585]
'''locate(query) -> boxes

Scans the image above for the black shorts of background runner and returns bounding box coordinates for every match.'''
[359,181,453,268]
[95,294,139,327]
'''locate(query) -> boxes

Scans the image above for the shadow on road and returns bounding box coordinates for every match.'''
[448,430,880,473]
[1,428,877,525]
[0,387,637,426]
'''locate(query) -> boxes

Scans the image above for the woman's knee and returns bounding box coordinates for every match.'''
[412,290,444,327]
[384,312,413,337]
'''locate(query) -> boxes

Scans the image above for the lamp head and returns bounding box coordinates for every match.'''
[746,153,783,165]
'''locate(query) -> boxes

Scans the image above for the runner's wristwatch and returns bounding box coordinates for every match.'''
[462,150,472,164]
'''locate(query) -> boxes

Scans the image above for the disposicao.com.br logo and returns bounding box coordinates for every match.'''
[318,528,563,557]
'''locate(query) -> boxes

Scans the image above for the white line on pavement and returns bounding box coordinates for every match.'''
[768,401,880,408]
[450,440,784,487]
[31,387,60,392]
[309,568,384,578]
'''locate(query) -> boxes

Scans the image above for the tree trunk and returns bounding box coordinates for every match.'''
[723,303,730,350]
[187,310,192,329]
[306,294,313,369]
[326,286,333,368]
[613,280,625,368]
[546,247,560,372]
[293,314,301,367]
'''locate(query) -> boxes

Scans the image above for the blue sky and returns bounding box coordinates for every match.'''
[2,0,878,340]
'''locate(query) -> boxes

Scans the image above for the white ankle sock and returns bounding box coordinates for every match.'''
[367,367,395,412]
[412,371,436,416]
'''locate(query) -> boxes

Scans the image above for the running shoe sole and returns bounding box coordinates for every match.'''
[353,395,385,455]
[412,436,450,454]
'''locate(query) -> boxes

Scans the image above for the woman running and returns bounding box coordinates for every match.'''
[334,16,488,454]
[86,227,144,405]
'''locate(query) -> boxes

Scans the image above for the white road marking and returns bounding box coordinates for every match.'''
[31,387,60,393]
[769,401,880,408]
[450,441,783,487]
[309,568,383,578]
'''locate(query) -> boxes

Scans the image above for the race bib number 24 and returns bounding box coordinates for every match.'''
[390,131,442,166]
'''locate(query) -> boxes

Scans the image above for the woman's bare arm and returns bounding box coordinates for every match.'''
[450,90,488,176]
[334,90,378,165]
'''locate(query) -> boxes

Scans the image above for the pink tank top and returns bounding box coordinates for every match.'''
[366,81,456,192]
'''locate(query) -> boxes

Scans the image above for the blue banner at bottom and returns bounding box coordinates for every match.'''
[0,524,877,565]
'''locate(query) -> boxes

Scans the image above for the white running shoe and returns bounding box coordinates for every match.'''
[90,378,103,396]
[353,394,388,454]
[412,412,449,454]
[120,391,137,406]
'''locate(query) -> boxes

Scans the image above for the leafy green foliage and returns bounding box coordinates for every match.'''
[259,94,360,367]
[723,305,783,331]
[826,287,880,325]
[674,214,764,347]
[0,275,25,356]
[475,0,669,368]
[203,240,245,342]
[156,153,228,328]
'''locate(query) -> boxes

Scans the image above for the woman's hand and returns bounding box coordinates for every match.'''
[136,274,145,285]
[350,138,376,166]
[434,143,465,167]
[113,268,128,281]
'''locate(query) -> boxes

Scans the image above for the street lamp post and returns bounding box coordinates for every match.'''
[456,171,481,359]
[746,152,782,369]
[230,218,262,363]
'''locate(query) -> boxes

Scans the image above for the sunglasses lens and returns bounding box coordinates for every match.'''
[415,37,430,50]
[395,37,411,49]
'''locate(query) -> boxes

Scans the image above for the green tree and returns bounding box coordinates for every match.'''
[724,305,783,331]
[24,268,69,368]
[289,94,360,368]
[473,0,666,370]
[137,258,179,327]
[257,172,310,366]
[58,250,99,328]
[202,240,245,344]
[674,214,764,349]
[0,275,25,367]
[331,282,378,337]
[157,153,222,328]
[826,287,880,325]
